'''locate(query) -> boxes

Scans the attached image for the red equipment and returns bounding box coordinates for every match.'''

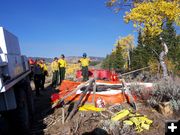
[28,58,35,65]
[76,69,114,80]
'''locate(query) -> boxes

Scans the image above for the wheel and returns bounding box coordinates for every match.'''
[6,78,34,135]
[13,80,31,135]
[23,77,35,125]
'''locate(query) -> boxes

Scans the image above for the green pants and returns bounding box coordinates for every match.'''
[52,70,59,87]
[59,67,65,84]
[82,66,89,81]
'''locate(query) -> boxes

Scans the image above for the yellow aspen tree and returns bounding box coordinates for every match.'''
[124,0,180,36]
[114,35,134,70]
[107,0,180,36]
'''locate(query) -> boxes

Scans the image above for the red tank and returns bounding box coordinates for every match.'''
[76,69,113,80]
[98,69,112,79]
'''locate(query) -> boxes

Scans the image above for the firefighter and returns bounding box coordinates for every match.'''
[33,59,43,96]
[78,53,90,81]
[28,58,35,81]
[58,54,67,84]
[40,59,48,90]
[51,57,59,88]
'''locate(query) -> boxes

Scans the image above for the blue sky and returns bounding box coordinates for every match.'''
[0,0,137,58]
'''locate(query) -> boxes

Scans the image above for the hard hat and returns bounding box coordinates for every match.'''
[83,53,87,57]
[61,54,65,58]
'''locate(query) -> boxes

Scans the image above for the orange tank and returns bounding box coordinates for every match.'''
[51,80,137,105]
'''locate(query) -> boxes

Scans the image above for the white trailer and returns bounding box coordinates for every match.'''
[0,27,34,134]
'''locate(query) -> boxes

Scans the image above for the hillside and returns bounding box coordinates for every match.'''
[29,56,104,63]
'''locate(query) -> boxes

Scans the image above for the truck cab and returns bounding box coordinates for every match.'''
[0,27,34,135]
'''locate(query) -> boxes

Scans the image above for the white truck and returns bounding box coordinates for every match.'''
[0,27,34,135]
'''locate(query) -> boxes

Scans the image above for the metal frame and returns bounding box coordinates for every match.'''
[0,70,31,93]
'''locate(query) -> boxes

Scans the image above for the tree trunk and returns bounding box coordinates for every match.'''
[159,40,168,78]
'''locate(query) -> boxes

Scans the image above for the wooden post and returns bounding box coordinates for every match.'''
[121,66,150,76]
[51,79,94,108]
[67,78,95,121]
[121,79,136,110]
[62,108,65,124]
[92,81,96,106]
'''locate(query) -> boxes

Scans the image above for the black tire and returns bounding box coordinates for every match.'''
[1,85,30,135]
[13,80,31,135]
[0,115,9,135]
[5,78,34,135]
[23,77,35,125]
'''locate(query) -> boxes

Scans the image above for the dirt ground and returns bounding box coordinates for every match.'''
[30,79,179,135]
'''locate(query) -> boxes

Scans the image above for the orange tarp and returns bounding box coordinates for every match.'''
[52,80,135,105]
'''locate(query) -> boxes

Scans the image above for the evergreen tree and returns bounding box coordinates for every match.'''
[102,54,111,69]
[102,48,125,71]
[142,30,162,61]
[131,31,151,69]
[161,21,180,71]
[131,22,180,75]
[175,35,180,71]
[109,52,116,69]
[114,47,125,71]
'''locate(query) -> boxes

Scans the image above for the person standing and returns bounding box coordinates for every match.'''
[33,59,43,96]
[28,58,35,81]
[78,53,90,81]
[58,54,67,84]
[40,59,48,90]
[51,57,59,88]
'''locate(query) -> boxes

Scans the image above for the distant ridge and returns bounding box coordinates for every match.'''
[28,56,104,63]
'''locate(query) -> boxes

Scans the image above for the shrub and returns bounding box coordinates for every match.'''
[147,77,180,112]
